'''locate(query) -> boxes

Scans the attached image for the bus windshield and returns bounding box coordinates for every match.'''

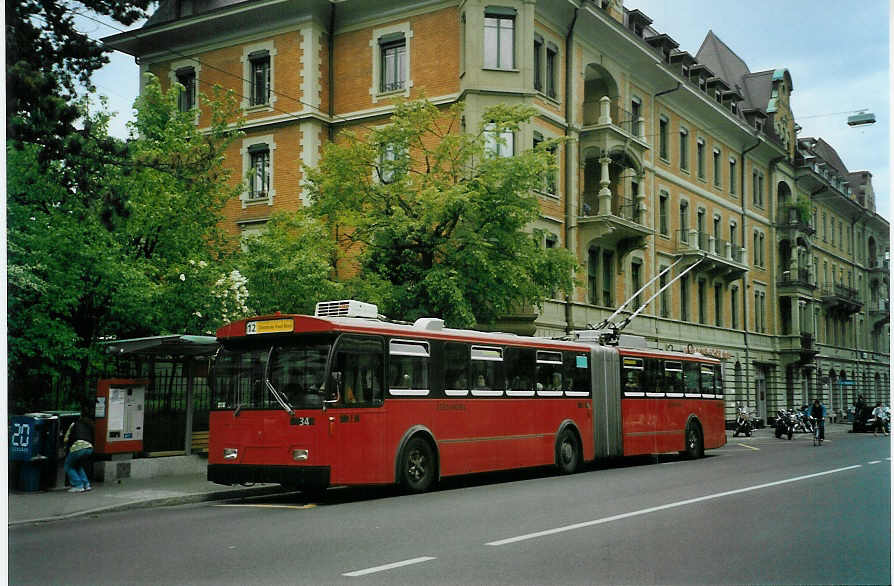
[213,338,332,410]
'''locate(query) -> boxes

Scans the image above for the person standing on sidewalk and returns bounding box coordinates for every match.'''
[871,402,889,437]
[63,408,94,492]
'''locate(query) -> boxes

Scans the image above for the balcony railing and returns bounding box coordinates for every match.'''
[674,230,745,264]
[580,194,643,223]
[778,268,814,288]
[820,284,862,314]
[868,259,889,272]
[583,96,645,140]
[614,197,640,222]
[800,333,819,360]
[776,204,815,236]
[824,284,859,300]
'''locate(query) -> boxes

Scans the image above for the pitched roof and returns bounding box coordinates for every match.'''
[811,137,850,176]
[145,0,246,28]
[739,71,773,113]
[695,30,750,91]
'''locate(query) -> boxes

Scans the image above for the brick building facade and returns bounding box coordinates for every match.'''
[106,0,890,423]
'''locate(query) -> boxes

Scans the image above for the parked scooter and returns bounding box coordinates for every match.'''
[733,406,753,437]
[775,409,794,440]
[865,406,891,435]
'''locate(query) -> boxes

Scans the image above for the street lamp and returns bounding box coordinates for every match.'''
[847,110,876,126]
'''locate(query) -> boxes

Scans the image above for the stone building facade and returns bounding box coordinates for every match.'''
[106,0,889,423]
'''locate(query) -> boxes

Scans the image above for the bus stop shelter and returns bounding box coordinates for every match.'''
[103,335,218,455]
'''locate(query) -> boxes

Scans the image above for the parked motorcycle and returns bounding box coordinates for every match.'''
[733,407,753,437]
[793,408,814,434]
[775,409,794,440]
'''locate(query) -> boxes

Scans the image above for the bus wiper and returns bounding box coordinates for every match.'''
[264,346,295,416]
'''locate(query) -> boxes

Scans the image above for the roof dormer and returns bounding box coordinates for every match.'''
[626,9,652,38]
[646,33,679,63]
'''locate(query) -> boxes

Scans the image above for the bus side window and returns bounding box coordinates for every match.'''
[714,364,724,396]
[470,346,504,394]
[444,342,469,395]
[622,357,644,395]
[388,340,430,395]
[683,361,701,395]
[663,361,683,395]
[643,358,661,394]
[700,365,715,395]
[506,347,535,391]
[563,352,590,394]
[535,350,562,391]
[334,336,384,405]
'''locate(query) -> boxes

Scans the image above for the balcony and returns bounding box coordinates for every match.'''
[776,204,815,237]
[867,299,890,327]
[778,333,820,366]
[672,229,748,282]
[580,96,649,158]
[777,268,816,295]
[820,284,862,315]
[578,195,653,262]
[867,259,889,274]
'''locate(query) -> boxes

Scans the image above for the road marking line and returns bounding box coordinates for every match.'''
[214,504,316,510]
[486,464,862,547]
[342,557,436,577]
[736,442,760,451]
[868,460,882,465]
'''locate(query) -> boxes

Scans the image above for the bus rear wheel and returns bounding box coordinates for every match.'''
[555,428,581,474]
[399,437,436,493]
[682,422,703,459]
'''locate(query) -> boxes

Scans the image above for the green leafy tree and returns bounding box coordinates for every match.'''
[305,99,577,327]
[7,0,150,163]
[238,211,343,316]
[7,75,245,409]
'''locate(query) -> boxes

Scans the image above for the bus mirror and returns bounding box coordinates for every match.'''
[325,372,342,404]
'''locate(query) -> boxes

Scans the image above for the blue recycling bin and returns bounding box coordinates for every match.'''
[9,414,60,491]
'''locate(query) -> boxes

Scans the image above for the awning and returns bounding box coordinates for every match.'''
[102,335,219,357]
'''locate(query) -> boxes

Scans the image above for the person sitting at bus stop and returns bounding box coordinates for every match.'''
[810,398,826,441]
[63,408,94,493]
[871,402,888,437]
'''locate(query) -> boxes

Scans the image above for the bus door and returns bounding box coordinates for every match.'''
[327,335,386,484]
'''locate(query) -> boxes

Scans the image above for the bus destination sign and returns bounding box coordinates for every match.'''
[245,318,293,335]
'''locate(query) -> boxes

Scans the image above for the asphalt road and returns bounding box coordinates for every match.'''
[10,430,890,585]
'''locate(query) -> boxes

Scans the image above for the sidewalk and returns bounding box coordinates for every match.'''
[9,473,286,527]
[726,421,855,439]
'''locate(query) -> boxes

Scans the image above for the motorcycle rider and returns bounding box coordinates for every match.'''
[810,398,826,441]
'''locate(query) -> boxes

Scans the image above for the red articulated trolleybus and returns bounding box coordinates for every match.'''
[207,296,726,494]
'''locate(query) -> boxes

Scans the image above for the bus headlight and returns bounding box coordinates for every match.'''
[292,449,309,461]
[223,448,238,460]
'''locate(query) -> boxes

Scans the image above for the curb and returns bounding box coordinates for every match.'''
[9,484,288,527]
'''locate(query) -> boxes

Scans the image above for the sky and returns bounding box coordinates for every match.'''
[629,0,890,219]
[86,0,890,219]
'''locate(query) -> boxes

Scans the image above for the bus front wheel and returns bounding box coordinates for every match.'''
[399,436,436,493]
[555,428,581,474]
